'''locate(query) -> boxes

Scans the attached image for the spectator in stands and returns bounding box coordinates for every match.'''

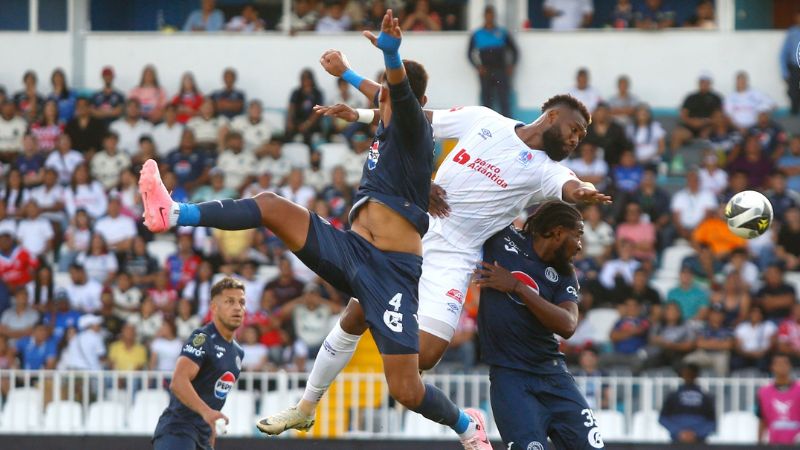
[756,264,796,323]
[91,66,125,125]
[565,142,609,192]
[685,305,733,376]
[65,263,103,313]
[99,289,125,340]
[110,99,154,156]
[91,132,131,190]
[776,304,800,365]
[187,98,228,152]
[768,173,800,223]
[78,234,118,286]
[123,236,159,288]
[399,0,438,32]
[0,288,39,345]
[645,302,694,372]
[16,201,54,259]
[117,167,142,218]
[171,72,203,124]
[217,132,256,192]
[780,10,800,115]
[94,195,137,253]
[175,298,201,341]
[0,229,37,290]
[692,205,746,258]
[627,268,662,311]
[108,323,147,371]
[634,0,675,29]
[183,0,225,32]
[278,0,320,33]
[724,71,774,132]
[280,168,316,209]
[214,226,256,265]
[226,4,265,32]
[781,136,800,191]
[322,166,356,217]
[30,100,63,152]
[749,108,787,160]
[286,69,324,146]
[15,323,57,370]
[585,102,630,167]
[27,264,55,313]
[0,101,27,161]
[681,243,722,285]
[166,129,213,192]
[128,66,168,123]
[757,354,800,443]
[607,0,633,29]
[16,135,45,187]
[732,305,776,373]
[571,346,608,409]
[191,167,237,203]
[148,271,179,315]
[211,68,246,119]
[606,297,649,371]
[243,171,274,200]
[599,239,641,302]
[257,137,292,183]
[149,321,182,372]
[616,202,655,261]
[48,68,76,122]
[240,325,269,371]
[182,260,215,318]
[567,68,601,114]
[304,152,330,192]
[112,272,142,321]
[670,168,718,240]
[316,0,353,33]
[634,167,671,236]
[166,233,201,292]
[659,363,716,443]
[63,163,107,219]
[148,105,180,158]
[607,75,638,125]
[13,70,43,118]
[706,112,739,161]
[59,208,91,272]
[230,100,271,153]
[544,0,593,31]
[612,149,643,195]
[3,167,28,218]
[727,134,775,190]
[626,103,665,167]
[776,207,800,270]
[283,282,343,370]
[667,266,709,321]
[265,256,305,307]
[58,314,105,370]
[709,271,751,328]
[683,0,715,29]
[697,152,727,197]
[671,73,723,151]
[66,97,107,156]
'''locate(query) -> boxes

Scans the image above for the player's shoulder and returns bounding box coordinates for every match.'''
[486,224,529,253]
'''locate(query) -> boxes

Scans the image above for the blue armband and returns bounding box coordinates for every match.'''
[377,33,402,69]
[341,69,365,90]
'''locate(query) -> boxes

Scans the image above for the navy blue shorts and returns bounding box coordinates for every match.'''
[490,366,605,450]
[152,432,210,450]
[295,212,422,354]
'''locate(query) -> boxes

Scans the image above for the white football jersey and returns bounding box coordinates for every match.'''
[430,106,578,250]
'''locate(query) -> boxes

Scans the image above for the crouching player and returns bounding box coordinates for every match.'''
[153,278,246,450]
[474,201,604,450]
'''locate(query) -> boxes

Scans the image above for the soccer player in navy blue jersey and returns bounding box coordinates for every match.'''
[153,277,246,450]
[474,201,605,450]
[140,9,490,449]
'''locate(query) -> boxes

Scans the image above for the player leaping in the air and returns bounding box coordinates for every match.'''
[140,10,492,450]
[475,201,604,449]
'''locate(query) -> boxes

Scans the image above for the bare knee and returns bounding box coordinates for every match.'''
[339,299,368,335]
[418,332,451,371]
[387,376,425,408]
[252,191,279,211]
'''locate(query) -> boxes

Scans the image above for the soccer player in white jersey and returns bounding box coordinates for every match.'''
[259,49,610,434]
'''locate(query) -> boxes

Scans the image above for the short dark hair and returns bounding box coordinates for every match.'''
[401,59,428,102]
[211,277,245,298]
[522,201,583,239]
[541,94,591,125]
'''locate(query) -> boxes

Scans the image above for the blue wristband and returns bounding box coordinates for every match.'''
[341,69,365,89]
[383,52,402,70]
[376,33,402,69]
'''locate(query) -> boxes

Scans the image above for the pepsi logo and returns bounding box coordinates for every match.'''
[214,371,236,399]
[507,271,539,305]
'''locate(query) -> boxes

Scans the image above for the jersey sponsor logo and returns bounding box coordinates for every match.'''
[588,427,604,448]
[383,311,404,332]
[446,302,460,314]
[192,333,207,347]
[216,352,224,359]
[508,271,539,305]
[453,148,471,165]
[527,442,544,450]
[214,345,226,352]
[517,150,533,167]
[478,128,492,140]
[214,371,236,399]
[503,237,523,255]
[453,149,509,188]
[183,343,204,358]
[367,140,380,170]
[545,267,559,282]
[446,288,464,304]
[566,286,578,298]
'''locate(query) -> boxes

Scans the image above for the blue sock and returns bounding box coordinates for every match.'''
[453,410,471,434]
[178,198,262,230]
[410,383,460,429]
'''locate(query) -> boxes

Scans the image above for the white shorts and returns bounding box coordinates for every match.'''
[417,231,482,342]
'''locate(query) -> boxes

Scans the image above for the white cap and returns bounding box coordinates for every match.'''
[699,70,713,81]
[78,314,103,330]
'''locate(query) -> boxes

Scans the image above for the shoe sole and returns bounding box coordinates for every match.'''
[256,418,315,436]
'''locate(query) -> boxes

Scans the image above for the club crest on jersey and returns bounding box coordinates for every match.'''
[367,140,380,170]
[545,267,559,282]
[478,128,492,140]
[446,288,464,304]
[508,271,539,305]
[517,150,533,167]
[192,333,206,348]
[214,371,236,399]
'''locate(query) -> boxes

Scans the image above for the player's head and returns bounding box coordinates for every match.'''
[770,353,793,380]
[522,201,583,274]
[679,362,700,384]
[210,277,246,332]
[539,95,591,162]
[378,59,429,109]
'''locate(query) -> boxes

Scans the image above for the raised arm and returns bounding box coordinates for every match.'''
[363,9,407,86]
[320,49,381,103]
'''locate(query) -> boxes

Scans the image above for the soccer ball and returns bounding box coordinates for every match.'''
[724,190,773,239]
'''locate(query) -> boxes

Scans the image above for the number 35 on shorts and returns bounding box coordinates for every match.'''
[383,293,404,333]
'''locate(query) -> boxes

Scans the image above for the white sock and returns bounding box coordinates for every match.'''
[301,321,361,406]
[169,201,180,227]
[458,418,477,440]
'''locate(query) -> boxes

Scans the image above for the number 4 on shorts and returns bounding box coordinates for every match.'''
[388,293,402,311]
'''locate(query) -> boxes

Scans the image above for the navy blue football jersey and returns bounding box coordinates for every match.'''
[478,225,580,375]
[154,322,244,444]
[349,78,433,236]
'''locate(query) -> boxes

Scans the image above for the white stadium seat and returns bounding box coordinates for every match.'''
[43,401,84,434]
[282,142,311,169]
[656,245,695,279]
[630,410,670,443]
[147,240,177,267]
[129,390,169,434]
[593,410,626,442]
[221,390,256,437]
[85,401,127,434]
[318,143,352,171]
[585,308,620,345]
[710,411,759,444]
[1,388,43,432]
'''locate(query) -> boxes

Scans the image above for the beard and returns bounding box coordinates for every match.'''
[552,241,576,276]
[541,127,570,162]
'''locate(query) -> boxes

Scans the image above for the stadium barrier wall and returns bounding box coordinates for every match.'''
[0,30,786,116]
[0,369,772,444]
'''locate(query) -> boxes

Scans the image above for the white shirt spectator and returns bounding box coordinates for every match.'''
[229,115,272,153]
[150,337,183,371]
[127,311,164,344]
[152,121,184,157]
[565,156,609,187]
[315,14,352,33]
[65,279,103,313]
[186,116,228,145]
[235,277,265,314]
[16,217,54,257]
[29,184,64,212]
[112,286,142,320]
[242,180,276,200]
[175,315,201,341]
[58,328,105,370]
[0,219,15,236]
[304,168,330,193]
[293,303,333,349]
[698,168,728,196]
[77,252,118,284]
[182,279,212,318]
[45,150,84,185]
[64,182,108,219]
[670,188,718,230]
[734,320,777,353]
[342,151,368,186]
[722,259,761,291]
[257,155,292,182]
[582,220,615,260]
[626,122,666,163]
[94,214,137,247]
[724,89,775,129]
[567,85,602,113]
[599,258,641,290]
[110,118,154,156]
[545,0,594,31]
[241,342,268,371]
[217,149,257,191]
[0,115,27,152]
[91,150,131,190]
[279,185,316,209]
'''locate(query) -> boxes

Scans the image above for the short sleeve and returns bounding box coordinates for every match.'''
[554,275,580,304]
[540,161,578,202]
[431,106,499,140]
[180,330,209,366]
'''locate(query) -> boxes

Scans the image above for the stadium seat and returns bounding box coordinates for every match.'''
[85,401,127,434]
[630,410,670,443]
[585,308,619,345]
[593,410,626,442]
[282,142,311,169]
[650,277,677,302]
[318,143,351,171]
[1,387,43,432]
[711,411,759,444]
[43,401,84,434]
[129,390,170,434]
[402,409,449,438]
[221,390,256,437]
[257,265,279,283]
[262,110,285,135]
[656,245,695,279]
[147,240,177,267]
[784,271,800,297]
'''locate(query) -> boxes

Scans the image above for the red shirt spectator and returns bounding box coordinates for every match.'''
[171,72,204,124]
[0,233,38,288]
[165,234,201,290]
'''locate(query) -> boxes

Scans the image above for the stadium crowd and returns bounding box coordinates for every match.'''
[0,48,797,390]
